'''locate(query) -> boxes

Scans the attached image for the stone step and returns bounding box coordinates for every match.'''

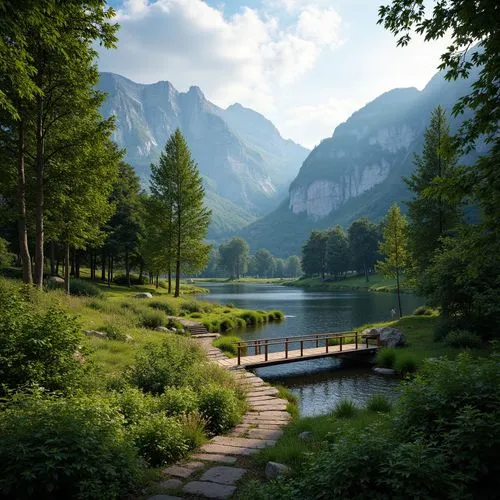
[200,466,247,485]
[192,453,237,465]
[212,436,276,449]
[183,481,236,499]
[200,443,258,456]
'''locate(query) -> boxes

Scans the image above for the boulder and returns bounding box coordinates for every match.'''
[133,292,153,299]
[84,329,107,339]
[155,326,171,333]
[265,462,290,480]
[125,334,134,342]
[373,367,396,376]
[362,326,406,348]
[48,276,64,285]
[298,431,313,440]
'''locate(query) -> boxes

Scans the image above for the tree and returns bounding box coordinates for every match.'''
[348,218,379,281]
[285,255,302,278]
[218,237,249,279]
[274,258,285,278]
[404,106,462,281]
[151,129,211,297]
[377,204,410,318]
[301,230,328,278]
[254,248,275,278]
[326,226,349,278]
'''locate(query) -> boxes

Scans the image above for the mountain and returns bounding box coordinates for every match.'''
[97,73,309,238]
[243,67,483,257]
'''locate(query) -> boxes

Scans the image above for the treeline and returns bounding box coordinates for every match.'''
[201,237,302,279]
[0,2,210,297]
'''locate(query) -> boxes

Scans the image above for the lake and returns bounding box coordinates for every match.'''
[199,282,422,416]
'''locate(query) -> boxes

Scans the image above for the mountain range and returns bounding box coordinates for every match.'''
[242,66,482,257]
[97,73,309,238]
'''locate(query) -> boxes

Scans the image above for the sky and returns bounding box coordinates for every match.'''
[98,0,449,149]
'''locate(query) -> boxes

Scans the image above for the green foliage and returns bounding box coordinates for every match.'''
[179,412,208,449]
[268,310,285,321]
[213,335,244,357]
[129,336,205,394]
[375,348,396,368]
[393,352,419,376]
[443,329,482,349]
[412,305,435,316]
[219,237,249,278]
[148,300,178,315]
[219,317,235,332]
[239,310,260,326]
[113,274,147,286]
[0,286,83,395]
[157,386,199,416]
[332,399,357,419]
[0,393,142,499]
[301,230,328,278]
[140,309,167,329]
[69,278,103,297]
[366,394,392,413]
[198,385,240,435]
[348,218,380,279]
[326,225,349,277]
[113,387,157,426]
[0,238,14,268]
[253,248,275,277]
[131,413,188,467]
[99,323,128,341]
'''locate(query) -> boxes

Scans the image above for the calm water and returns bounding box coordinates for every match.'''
[200,282,423,416]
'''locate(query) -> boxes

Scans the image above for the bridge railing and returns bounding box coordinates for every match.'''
[233,331,380,366]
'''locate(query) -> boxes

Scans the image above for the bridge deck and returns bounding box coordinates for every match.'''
[220,343,377,369]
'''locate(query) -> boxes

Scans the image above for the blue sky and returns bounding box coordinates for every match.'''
[99,0,449,148]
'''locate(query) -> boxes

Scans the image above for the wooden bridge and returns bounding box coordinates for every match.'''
[221,331,381,369]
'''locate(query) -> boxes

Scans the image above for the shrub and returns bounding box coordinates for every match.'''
[113,274,147,285]
[213,336,244,357]
[394,352,419,376]
[131,413,189,466]
[99,323,128,341]
[0,290,83,395]
[375,348,396,368]
[198,385,240,434]
[166,318,186,334]
[181,300,204,313]
[234,317,247,329]
[0,393,142,499]
[366,394,392,413]
[190,312,202,318]
[114,387,156,426]
[140,309,167,329]
[157,386,199,416]
[219,317,235,333]
[87,298,106,311]
[268,310,285,321]
[412,305,435,316]
[69,278,103,297]
[333,399,357,419]
[129,336,205,394]
[239,311,260,326]
[187,362,240,393]
[149,300,178,316]
[443,329,482,348]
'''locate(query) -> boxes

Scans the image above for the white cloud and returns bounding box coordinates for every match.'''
[98,0,343,118]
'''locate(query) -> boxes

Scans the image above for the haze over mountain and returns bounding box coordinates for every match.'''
[97,72,309,238]
[243,67,482,257]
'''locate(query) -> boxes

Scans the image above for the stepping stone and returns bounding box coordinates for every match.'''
[183,481,236,499]
[212,436,276,449]
[162,465,196,478]
[247,428,284,440]
[255,410,290,418]
[253,423,285,430]
[247,395,280,402]
[200,443,257,456]
[148,496,182,500]
[184,461,204,470]
[247,388,278,396]
[200,466,247,485]
[250,404,288,412]
[192,453,237,464]
[159,479,183,490]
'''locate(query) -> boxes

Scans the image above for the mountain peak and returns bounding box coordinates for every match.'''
[187,85,205,99]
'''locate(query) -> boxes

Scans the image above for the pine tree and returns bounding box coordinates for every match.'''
[404,106,461,280]
[348,218,380,282]
[301,231,328,278]
[326,226,349,278]
[377,203,410,318]
[151,129,211,296]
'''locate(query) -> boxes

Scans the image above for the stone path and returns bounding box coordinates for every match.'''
[147,340,291,500]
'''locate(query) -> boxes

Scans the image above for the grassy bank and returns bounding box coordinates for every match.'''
[283,273,413,293]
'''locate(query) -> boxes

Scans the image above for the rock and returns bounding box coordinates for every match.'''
[183,481,236,499]
[125,334,134,342]
[362,326,406,348]
[47,276,64,285]
[171,327,177,333]
[200,466,247,485]
[159,478,183,490]
[155,326,171,333]
[265,462,290,480]
[134,292,153,299]
[298,431,313,440]
[83,329,107,339]
[373,367,397,376]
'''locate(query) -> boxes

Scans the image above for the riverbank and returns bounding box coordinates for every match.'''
[282,273,413,293]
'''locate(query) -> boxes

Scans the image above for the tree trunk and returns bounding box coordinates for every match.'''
[70,250,75,276]
[107,255,111,287]
[110,255,114,282]
[125,250,130,287]
[64,242,70,295]
[16,119,32,284]
[168,265,172,294]
[364,262,369,282]
[34,95,45,289]
[396,269,403,318]
[50,241,55,276]
[175,259,180,297]
[155,272,159,289]
[101,251,106,281]
[56,256,60,276]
